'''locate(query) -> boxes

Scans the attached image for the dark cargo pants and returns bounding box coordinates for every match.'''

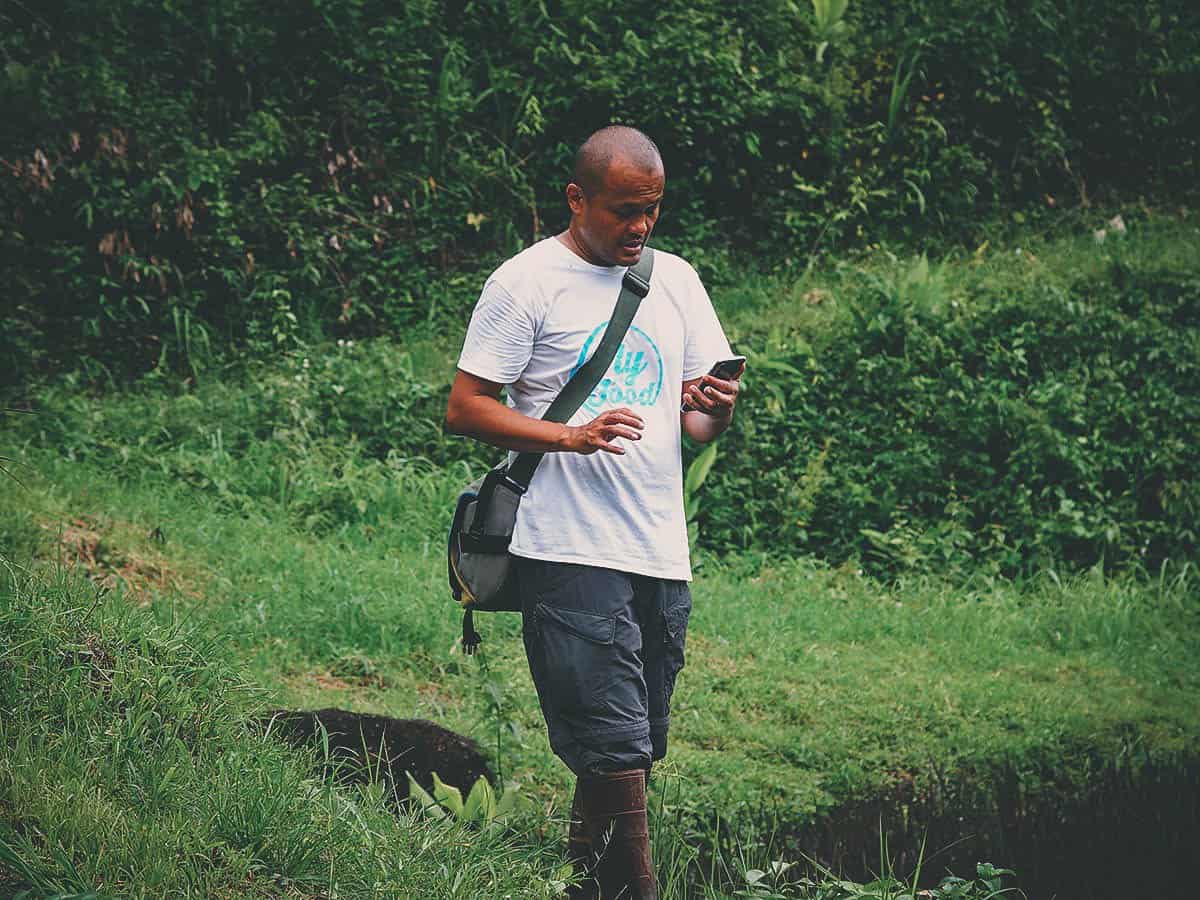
[514,557,692,776]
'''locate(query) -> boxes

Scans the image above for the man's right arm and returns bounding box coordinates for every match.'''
[444,369,645,455]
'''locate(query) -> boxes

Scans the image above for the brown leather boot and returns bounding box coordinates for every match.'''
[574,769,657,900]
[566,779,600,900]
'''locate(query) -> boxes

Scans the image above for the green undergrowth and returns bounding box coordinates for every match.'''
[7,0,1197,381]
[14,215,1199,579]
[3,220,1198,895]
[1,439,1196,895]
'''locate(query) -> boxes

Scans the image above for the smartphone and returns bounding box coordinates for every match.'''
[681,355,747,412]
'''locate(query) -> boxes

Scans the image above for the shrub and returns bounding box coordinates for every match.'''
[2,0,1197,379]
[696,253,1200,576]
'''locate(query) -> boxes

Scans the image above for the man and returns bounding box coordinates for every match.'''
[445,126,741,899]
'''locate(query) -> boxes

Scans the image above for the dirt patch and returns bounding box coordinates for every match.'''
[43,514,200,604]
[260,708,494,803]
[309,672,355,692]
[285,668,385,695]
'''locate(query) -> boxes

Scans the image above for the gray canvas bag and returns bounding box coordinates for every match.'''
[448,248,655,653]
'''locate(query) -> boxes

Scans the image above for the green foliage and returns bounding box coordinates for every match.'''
[698,234,1200,577]
[406,771,522,829]
[736,860,1020,899]
[24,337,490,535]
[811,0,852,63]
[11,223,1197,580]
[2,0,1197,379]
[685,441,719,549]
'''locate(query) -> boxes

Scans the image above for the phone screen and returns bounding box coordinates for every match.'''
[709,357,746,380]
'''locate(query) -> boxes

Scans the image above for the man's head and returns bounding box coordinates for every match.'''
[565,126,665,267]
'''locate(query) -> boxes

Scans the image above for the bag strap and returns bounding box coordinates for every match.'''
[505,247,655,490]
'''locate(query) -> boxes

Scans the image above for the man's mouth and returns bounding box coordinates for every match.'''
[622,239,643,251]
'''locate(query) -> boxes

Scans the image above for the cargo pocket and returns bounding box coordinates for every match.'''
[536,601,617,713]
[662,583,692,701]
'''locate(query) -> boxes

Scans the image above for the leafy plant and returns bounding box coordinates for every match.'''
[684,441,718,550]
[812,0,852,63]
[406,772,522,830]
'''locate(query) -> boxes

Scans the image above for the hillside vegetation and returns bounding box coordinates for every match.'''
[3,0,1198,379]
[3,1,1198,896]
[19,219,1200,578]
[3,224,1198,897]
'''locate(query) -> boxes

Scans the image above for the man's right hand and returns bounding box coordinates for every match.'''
[560,408,645,455]
[446,370,646,456]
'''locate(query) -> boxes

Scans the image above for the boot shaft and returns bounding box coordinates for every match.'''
[568,770,657,900]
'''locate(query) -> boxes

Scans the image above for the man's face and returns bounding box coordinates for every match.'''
[567,156,665,267]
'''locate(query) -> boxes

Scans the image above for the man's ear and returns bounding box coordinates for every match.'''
[565,182,586,216]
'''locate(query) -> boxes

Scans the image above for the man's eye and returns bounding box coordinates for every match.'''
[618,204,658,218]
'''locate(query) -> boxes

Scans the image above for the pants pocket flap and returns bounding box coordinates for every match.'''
[536,602,616,645]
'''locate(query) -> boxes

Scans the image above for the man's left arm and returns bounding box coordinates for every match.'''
[680,362,744,443]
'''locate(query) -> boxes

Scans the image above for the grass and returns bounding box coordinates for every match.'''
[2,217,1198,896]
[0,556,1040,900]
[2,429,1196,895]
[0,565,570,898]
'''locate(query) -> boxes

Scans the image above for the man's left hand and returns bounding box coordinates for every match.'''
[682,364,744,419]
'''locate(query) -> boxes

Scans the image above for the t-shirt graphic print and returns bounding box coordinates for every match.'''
[575,324,665,415]
[457,237,732,581]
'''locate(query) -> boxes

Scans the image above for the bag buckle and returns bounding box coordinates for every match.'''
[498,469,528,496]
[623,268,651,298]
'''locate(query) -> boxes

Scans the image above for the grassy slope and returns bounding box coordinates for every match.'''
[5,456,1196,807]
[3,218,1199,895]
[4,431,1196,897]
[0,564,569,899]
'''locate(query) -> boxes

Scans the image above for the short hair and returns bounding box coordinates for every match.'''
[572,126,663,196]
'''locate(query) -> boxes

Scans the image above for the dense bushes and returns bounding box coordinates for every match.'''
[700,251,1200,577]
[3,0,1198,380]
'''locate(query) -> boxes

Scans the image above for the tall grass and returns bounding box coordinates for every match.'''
[1,434,1195,895]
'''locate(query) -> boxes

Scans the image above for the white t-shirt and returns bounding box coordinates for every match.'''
[456,237,732,581]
